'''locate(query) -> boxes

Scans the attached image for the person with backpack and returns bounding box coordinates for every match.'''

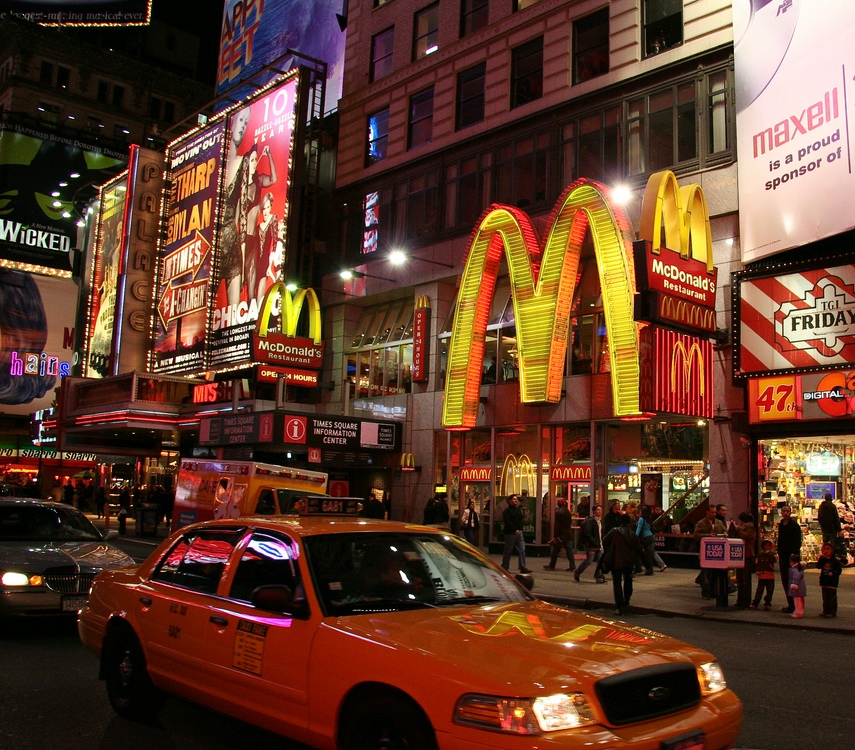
[601,514,645,615]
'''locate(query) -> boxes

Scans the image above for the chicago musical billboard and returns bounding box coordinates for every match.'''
[209,73,299,370]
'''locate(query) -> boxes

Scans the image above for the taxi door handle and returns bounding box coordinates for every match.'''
[210,615,228,627]
[139,596,152,607]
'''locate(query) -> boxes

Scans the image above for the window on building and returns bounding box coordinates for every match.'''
[400,170,439,241]
[114,124,130,141]
[366,108,390,166]
[510,36,543,109]
[0,59,12,85]
[408,86,434,149]
[628,81,696,175]
[707,71,729,155]
[56,66,70,89]
[562,105,620,185]
[461,0,489,36]
[643,0,683,57]
[495,131,551,208]
[413,3,439,60]
[37,101,61,127]
[97,80,125,109]
[573,7,609,84]
[149,96,177,123]
[39,61,53,84]
[347,299,415,398]
[444,153,492,230]
[371,26,395,81]
[456,63,486,130]
[513,0,542,10]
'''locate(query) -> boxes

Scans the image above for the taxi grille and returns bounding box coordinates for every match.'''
[43,567,95,595]
[595,664,700,726]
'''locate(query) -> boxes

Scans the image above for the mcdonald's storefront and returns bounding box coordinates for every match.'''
[417,171,721,556]
[737,248,855,564]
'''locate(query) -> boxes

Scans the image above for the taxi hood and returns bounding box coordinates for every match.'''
[325,599,709,692]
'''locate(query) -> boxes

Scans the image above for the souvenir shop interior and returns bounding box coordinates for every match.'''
[758,437,855,564]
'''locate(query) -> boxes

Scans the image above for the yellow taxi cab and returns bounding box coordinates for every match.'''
[79,499,742,750]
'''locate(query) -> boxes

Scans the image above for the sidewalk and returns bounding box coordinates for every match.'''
[92,515,854,634]
[492,552,855,634]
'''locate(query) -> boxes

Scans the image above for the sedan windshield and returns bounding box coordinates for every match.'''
[0,505,103,542]
[304,531,534,616]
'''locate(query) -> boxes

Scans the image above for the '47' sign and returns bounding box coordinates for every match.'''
[748,371,855,424]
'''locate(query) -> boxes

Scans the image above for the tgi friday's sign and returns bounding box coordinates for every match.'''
[737,262,855,377]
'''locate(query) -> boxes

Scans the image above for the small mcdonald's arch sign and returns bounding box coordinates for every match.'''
[400,453,417,472]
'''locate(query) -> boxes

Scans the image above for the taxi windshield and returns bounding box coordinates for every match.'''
[303,531,533,616]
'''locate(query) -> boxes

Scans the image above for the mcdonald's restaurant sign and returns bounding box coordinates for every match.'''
[459,467,492,482]
[412,296,431,382]
[252,282,325,369]
[443,170,716,429]
[400,453,417,472]
[550,465,592,483]
[639,326,713,418]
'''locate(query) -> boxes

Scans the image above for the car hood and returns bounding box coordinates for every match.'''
[0,541,135,572]
[325,599,709,692]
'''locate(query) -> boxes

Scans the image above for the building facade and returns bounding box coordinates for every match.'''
[326,0,748,550]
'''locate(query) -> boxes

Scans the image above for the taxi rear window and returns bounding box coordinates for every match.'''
[153,530,242,594]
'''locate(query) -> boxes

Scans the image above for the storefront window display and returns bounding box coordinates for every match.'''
[758,438,855,564]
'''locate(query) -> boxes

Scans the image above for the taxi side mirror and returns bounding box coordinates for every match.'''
[251,584,309,618]
[515,573,534,591]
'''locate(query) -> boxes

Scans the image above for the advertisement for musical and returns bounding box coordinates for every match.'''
[209,74,299,370]
[85,175,128,378]
[0,270,76,415]
[217,0,345,113]
[0,122,125,269]
[734,0,855,262]
[737,262,855,377]
[153,121,226,375]
[1,0,151,26]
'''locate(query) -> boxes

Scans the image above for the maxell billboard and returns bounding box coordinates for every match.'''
[734,0,855,262]
[153,121,226,375]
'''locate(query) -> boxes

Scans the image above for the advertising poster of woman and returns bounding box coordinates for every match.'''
[210,73,298,369]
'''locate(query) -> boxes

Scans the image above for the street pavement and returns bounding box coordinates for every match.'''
[95,514,855,634]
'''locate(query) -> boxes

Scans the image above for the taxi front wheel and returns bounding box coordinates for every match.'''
[341,692,437,750]
[103,624,165,720]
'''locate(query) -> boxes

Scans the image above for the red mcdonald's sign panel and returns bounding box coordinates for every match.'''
[550,465,592,482]
[639,326,713,418]
[459,467,492,482]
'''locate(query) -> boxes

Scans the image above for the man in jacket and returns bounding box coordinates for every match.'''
[602,514,644,615]
[777,504,802,613]
[694,504,727,599]
[818,492,842,545]
[575,505,606,583]
[544,497,575,571]
[501,494,531,573]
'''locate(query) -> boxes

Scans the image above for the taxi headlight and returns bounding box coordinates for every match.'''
[698,661,727,695]
[454,693,594,734]
[2,571,43,587]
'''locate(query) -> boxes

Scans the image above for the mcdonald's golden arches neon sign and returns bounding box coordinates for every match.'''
[252,282,325,369]
[443,171,716,429]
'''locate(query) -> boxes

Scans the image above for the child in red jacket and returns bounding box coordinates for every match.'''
[750,539,777,610]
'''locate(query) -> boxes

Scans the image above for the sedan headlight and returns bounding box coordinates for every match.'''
[698,661,727,695]
[455,693,595,734]
[1,571,43,587]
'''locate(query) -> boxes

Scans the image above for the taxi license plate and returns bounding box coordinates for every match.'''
[62,595,88,612]
[662,730,705,750]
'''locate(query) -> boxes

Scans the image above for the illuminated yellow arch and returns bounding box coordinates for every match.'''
[640,170,713,270]
[443,178,639,429]
[256,282,322,344]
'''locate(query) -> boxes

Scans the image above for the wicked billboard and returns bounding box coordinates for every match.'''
[0,121,126,269]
